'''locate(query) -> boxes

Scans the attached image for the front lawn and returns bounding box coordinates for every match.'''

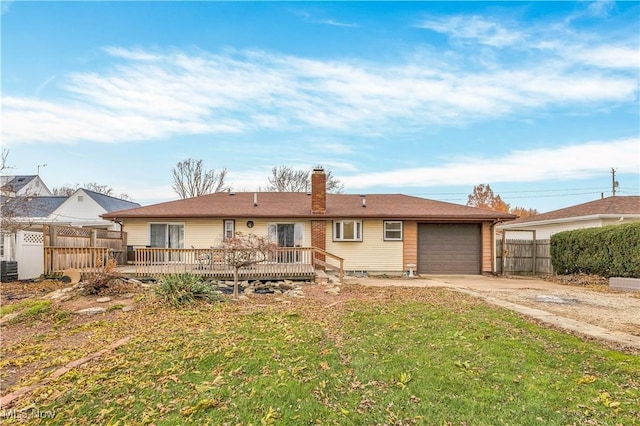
[2,285,638,425]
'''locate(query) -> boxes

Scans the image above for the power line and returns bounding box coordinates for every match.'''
[408,186,612,197]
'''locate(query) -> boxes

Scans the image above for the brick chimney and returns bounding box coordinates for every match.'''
[311,167,326,214]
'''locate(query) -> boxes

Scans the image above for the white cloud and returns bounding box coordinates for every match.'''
[2,13,638,146]
[417,15,522,47]
[587,0,616,18]
[313,19,358,28]
[341,138,640,189]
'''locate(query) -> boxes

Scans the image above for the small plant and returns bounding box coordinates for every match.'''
[84,259,123,294]
[155,273,222,307]
[1,299,53,325]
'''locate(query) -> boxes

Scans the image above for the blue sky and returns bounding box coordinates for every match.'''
[1,0,638,212]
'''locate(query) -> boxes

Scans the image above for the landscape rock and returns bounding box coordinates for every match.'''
[48,287,75,300]
[75,307,106,315]
[0,313,20,325]
[96,297,112,303]
[121,293,135,299]
[122,306,135,312]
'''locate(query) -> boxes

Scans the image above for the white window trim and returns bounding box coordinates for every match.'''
[224,219,235,240]
[148,222,185,249]
[384,221,403,241]
[333,220,363,242]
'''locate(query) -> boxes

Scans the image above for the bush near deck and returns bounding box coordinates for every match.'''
[551,222,640,278]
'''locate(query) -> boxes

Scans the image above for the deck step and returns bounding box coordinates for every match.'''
[315,269,329,284]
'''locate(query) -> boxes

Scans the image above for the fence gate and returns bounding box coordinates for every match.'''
[15,231,45,280]
[496,230,552,275]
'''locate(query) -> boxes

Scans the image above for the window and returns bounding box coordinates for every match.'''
[77,195,84,202]
[224,220,235,240]
[149,224,184,249]
[267,223,305,247]
[384,221,403,241]
[333,220,362,241]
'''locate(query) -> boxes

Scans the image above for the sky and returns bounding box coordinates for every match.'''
[1,0,639,212]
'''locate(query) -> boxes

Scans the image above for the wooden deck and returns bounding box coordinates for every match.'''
[44,246,343,282]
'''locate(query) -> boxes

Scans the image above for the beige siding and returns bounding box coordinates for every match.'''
[121,219,151,246]
[122,218,311,248]
[326,220,403,272]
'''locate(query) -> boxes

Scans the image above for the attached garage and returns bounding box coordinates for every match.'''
[417,223,481,274]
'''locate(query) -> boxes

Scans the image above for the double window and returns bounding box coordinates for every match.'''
[333,220,362,241]
[383,221,403,241]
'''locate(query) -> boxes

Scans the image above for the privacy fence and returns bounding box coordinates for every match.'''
[496,239,552,275]
[43,225,127,276]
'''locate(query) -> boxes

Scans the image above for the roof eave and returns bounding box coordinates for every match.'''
[498,213,640,229]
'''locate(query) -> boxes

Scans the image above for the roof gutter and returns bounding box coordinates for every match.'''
[498,213,640,229]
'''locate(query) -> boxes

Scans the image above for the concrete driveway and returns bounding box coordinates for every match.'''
[352,275,640,353]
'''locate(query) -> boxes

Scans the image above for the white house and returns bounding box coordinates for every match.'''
[1,188,140,280]
[0,175,52,197]
[496,196,640,240]
[48,188,140,230]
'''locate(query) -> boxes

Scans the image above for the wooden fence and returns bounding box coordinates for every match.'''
[44,247,112,276]
[43,224,127,264]
[496,239,552,275]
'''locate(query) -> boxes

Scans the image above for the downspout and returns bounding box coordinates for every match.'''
[491,218,510,275]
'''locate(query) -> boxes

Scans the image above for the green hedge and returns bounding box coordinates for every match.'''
[550,222,640,278]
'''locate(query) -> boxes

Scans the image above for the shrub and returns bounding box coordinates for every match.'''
[155,273,222,307]
[551,222,640,278]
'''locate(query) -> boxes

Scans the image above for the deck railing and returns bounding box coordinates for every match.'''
[311,247,344,282]
[134,247,324,280]
[43,246,345,282]
[44,247,112,276]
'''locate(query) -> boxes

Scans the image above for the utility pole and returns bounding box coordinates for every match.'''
[611,167,618,196]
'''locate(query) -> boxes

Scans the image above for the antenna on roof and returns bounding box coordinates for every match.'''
[37,163,47,176]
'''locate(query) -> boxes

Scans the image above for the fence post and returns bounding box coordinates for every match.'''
[532,230,537,275]
[501,232,507,276]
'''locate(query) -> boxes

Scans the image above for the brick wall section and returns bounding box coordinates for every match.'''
[402,221,417,271]
[311,220,326,266]
[311,168,326,214]
[482,222,493,273]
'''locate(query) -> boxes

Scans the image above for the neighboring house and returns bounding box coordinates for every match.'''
[48,188,141,229]
[0,189,140,280]
[103,168,515,275]
[496,196,640,240]
[0,175,52,197]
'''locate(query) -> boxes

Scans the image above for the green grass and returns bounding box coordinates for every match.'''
[1,299,53,324]
[5,287,640,425]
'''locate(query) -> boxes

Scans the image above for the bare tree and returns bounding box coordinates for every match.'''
[172,158,229,199]
[0,149,39,233]
[1,148,9,173]
[52,182,131,200]
[219,233,277,299]
[266,166,344,193]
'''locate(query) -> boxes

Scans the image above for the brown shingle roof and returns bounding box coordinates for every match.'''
[102,192,516,221]
[505,196,640,225]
